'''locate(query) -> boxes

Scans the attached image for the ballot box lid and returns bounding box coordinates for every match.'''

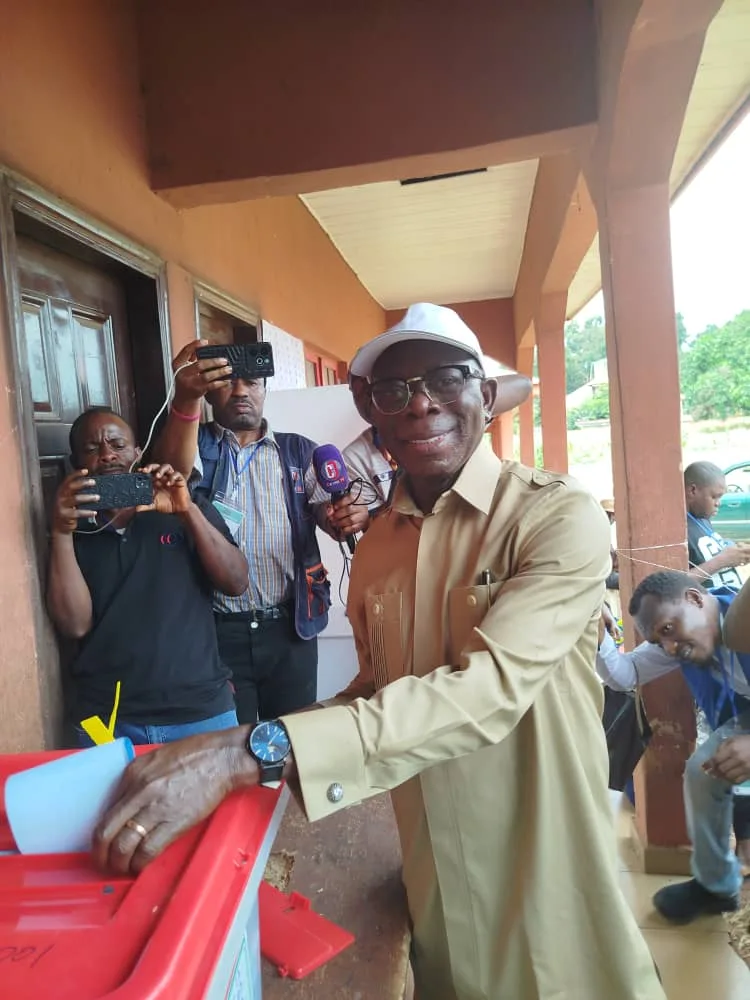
[0,748,282,1000]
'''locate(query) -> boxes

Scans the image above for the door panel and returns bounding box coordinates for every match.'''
[16,237,136,526]
[22,299,55,414]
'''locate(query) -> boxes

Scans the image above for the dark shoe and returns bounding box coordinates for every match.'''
[653,879,739,924]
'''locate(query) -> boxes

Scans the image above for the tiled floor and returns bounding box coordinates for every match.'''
[611,790,750,999]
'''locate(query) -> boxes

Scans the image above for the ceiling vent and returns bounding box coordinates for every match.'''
[399,168,488,186]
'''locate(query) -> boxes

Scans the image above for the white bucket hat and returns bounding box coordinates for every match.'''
[349,302,485,378]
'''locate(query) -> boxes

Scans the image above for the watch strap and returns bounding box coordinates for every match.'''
[257,760,285,785]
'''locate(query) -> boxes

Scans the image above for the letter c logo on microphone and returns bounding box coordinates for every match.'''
[160,533,176,547]
[324,459,340,480]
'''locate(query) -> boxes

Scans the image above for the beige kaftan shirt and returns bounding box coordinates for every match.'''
[283,445,665,1000]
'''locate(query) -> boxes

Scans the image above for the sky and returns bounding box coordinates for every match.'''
[576,112,750,335]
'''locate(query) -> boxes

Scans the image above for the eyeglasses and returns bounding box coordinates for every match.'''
[369,365,483,415]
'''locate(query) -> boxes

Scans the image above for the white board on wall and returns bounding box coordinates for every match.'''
[264,385,368,604]
[264,383,366,451]
[262,320,307,390]
[264,384,370,699]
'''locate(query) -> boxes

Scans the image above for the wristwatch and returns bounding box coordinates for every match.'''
[247,719,291,784]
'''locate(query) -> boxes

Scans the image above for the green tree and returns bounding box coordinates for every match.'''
[676,312,690,351]
[564,313,689,397]
[567,386,610,429]
[564,316,606,394]
[680,310,750,420]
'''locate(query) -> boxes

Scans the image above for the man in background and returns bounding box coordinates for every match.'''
[621,571,750,923]
[685,460,750,587]
[48,407,247,744]
[343,373,400,515]
[601,498,621,618]
[154,344,369,725]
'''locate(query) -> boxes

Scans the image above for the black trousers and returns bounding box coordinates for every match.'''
[215,613,318,724]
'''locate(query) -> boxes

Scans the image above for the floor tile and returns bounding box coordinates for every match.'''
[643,926,750,999]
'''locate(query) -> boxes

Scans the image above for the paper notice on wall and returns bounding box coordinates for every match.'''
[262,321,307,390]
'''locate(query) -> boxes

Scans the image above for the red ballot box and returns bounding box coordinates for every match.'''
[0,748,287,999]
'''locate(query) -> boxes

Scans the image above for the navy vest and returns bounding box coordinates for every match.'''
[680,588,750,728]
[194,424,330,640]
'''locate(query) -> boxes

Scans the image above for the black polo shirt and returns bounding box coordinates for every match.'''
[70,498,235,725]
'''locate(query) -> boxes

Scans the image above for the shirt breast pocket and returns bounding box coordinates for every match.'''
[364,592,404,691]
[448,582,503,664]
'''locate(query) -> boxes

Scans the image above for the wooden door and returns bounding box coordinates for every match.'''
[198,300,258,346]
[16,237,136,521]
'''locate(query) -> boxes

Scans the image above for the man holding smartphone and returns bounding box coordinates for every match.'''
[154,342,369,726]
[47,406,249,745]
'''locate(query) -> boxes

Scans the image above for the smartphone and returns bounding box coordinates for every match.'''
[195,342,275,380]
[88,473,154,512]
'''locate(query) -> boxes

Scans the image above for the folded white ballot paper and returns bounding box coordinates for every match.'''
[4,738,135,854]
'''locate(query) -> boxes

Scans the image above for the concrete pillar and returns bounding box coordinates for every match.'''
[516,345,535,466]
[597,182,695,868]
[536,292,569,473]
[490,410,514,460]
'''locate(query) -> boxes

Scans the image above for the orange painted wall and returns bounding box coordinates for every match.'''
[0,0,383,749]
[0,0,384,362]
[385,298,517,369]
[138,0,597,193]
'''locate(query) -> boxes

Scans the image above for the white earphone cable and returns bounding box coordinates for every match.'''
[128,360,197,472]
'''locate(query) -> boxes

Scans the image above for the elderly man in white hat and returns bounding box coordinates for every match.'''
[92,304,665,1000]
[343,354,532,521]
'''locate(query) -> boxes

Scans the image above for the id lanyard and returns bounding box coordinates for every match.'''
[231,441,263,496]
[213,441,262,538]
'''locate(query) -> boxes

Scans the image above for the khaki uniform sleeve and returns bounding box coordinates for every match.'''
[283,486,610,822]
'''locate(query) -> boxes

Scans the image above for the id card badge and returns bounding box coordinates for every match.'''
[213,492,244,538]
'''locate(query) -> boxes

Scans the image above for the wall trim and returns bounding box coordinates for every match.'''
[193,278,260,330]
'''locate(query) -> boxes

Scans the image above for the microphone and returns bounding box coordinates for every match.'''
[312,444,356,554]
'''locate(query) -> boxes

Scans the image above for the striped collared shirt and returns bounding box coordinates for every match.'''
[208,422,326,613]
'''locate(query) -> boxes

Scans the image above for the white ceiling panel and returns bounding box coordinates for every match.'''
[301,160,538,309]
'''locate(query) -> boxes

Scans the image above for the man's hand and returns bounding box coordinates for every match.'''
[52,469,100,534]
[172,339,232,408]
[720,544,750,570]
[92,728,257,875]
[704,734,750,785]
[325,493,370,539]
[600,603,622,646]
[138,464,191,515]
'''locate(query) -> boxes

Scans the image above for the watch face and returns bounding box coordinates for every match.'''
[250,721,291,764]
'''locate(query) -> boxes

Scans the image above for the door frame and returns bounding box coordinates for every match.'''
[193,280,262,424]
[0,170,172,553]
[193,279,260,334]
[0,170,172,746]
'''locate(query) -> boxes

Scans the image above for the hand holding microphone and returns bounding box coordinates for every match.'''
[312,445,369,554]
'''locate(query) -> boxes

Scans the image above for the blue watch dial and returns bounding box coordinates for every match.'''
[250,721,291,764]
